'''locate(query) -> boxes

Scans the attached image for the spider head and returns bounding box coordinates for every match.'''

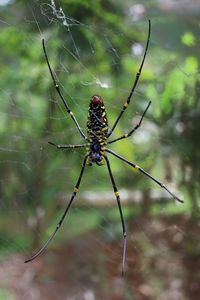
[92,152,104,165]
[91,95,103,106]
[87,141,105,166]
[87,153,104,166]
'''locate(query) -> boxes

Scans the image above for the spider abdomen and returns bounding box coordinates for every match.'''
[86,95,108,165]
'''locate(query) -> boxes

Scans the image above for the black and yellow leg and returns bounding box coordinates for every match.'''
[108,101,151,145]
[42,39,87,140]
[104,156,127,276]
[48,141,87,149]
[106,149,183,203]
[107,20,151,138]
[25,155,88,263]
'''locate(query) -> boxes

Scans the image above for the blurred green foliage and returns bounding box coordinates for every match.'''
[0,0,199,255]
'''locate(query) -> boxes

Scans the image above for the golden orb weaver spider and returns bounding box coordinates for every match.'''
[25,20,183,275]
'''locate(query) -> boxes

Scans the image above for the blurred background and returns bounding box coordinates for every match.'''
[0,0,200,299]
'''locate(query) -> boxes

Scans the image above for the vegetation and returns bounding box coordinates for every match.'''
[0,1,199,299]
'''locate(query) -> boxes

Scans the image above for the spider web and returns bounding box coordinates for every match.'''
[0,1,197,300]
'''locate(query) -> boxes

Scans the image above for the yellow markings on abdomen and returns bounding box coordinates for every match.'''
[115,191,120,197]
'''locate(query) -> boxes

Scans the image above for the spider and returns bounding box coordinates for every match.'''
[25,20,183,275]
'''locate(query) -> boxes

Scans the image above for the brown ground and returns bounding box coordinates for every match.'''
[0,215,199,300]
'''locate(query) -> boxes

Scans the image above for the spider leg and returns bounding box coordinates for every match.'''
[107,20,151,138]
[42,39,87,140]
[48,141,87,149]
[104,156,127,276]
[24,155,88,263]
[106,149,183,203]
[108,101,151,145]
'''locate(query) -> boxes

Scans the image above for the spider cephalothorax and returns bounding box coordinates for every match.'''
[25,21,183,276]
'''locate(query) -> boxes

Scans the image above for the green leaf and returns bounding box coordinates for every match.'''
[181,32,196,46]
